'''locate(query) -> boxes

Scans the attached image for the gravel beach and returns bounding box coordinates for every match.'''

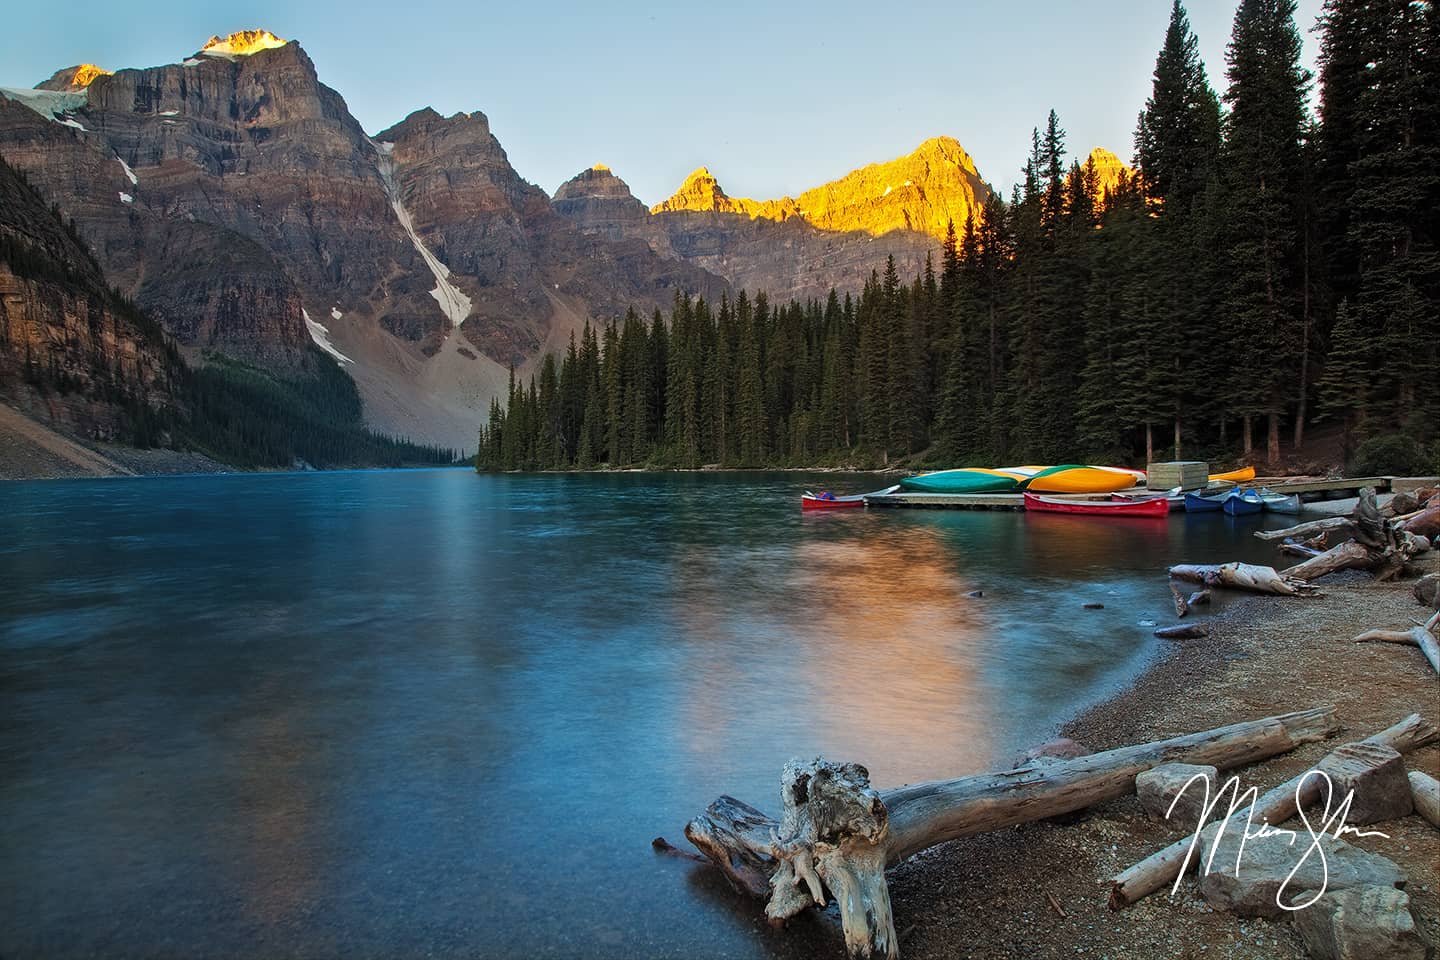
[880,553,1440,960]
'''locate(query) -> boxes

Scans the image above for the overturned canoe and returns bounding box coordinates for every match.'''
[1023,464,1144,495]
[1209,466,1256,483]
[1184,491,1228,512]
[1257,487,1302,514]
[1024,493,1171,517]
[1222,488,1265,516]
[899,468,1025,494]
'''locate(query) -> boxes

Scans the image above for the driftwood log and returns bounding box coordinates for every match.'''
[1108,713,1438,910]
[1168,562,1318,596]
[675,707,1339,959]
[1352,610,1440,675]
[1275,488,1426,582]
[1254,516,1354,543]
[1410,771,1440,828]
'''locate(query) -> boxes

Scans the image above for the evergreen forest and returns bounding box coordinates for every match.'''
[477,0,1438,473]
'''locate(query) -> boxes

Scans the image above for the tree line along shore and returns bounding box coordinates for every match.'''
[476,0,1438,476]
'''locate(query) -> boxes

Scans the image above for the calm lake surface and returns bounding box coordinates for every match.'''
[0,469,1297,959]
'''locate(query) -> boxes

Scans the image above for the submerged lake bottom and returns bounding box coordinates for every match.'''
[0,469,1300,959]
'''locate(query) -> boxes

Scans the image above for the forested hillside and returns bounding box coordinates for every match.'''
[477,0,1437,474]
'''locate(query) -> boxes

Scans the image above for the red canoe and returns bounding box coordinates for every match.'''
[1023,492,1170,518]
[801,491,867,510]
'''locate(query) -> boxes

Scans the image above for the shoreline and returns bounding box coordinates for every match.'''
[884,555,1440,959]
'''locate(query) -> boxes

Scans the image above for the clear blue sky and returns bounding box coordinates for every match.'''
[1,0,1325,205]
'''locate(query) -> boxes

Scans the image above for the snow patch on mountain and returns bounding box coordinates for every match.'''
[116,156,137,185]
[331,307,343,320]
[119,192,132,203]
[369,139,472,329]
[0,87,88,125]
[303,309,353,364]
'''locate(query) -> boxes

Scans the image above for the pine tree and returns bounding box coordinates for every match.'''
[1221,0,1310,465]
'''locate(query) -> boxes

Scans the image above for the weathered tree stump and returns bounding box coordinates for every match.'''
[1278,489,1427,582]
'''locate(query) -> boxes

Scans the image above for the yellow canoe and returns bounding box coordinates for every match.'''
[1209,466,1256,483]
[1023,464,1145,494]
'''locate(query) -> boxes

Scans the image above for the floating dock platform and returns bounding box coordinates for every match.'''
[863,476,1400,511]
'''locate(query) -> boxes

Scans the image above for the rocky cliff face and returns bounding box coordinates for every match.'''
[0,31,727,450]
[554,141,981,304]
[1,28,1128,452]
[551,165,648,240]
[0,157,175,441]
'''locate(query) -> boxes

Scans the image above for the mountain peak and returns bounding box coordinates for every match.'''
[554,164,639,202]
[34,63,113,92]
[200,30,289,58]
[1084,147,1131,199]
[908,135,980,176]
[653,167,759,215]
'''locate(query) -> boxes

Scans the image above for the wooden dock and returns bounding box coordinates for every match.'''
[863,476,1402,512]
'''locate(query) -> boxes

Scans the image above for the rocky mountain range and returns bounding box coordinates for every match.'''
[0,30,1129,452]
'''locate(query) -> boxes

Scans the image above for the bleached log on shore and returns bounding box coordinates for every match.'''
[1352,611,1440,675]
[675,708,1339,960]
[1107,713,1438,910]
[1254,517,1354,542]
[1281,540,1375,581]
[1410,771,1440,828]
[1168,562,1317,596]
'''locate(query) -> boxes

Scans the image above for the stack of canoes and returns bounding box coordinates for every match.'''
[1184,486,1297,515]
[898,464,1145,496]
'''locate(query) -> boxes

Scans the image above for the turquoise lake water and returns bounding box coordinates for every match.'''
[0,469,1296,958]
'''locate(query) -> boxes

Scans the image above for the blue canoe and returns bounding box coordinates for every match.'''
[1184,491,1227,512]
[1222,488,1265,516]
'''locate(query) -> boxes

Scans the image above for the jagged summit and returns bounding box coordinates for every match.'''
[554,164,639,202]
[200,30,289,58]
[34,64,112,92]
[649,136,990,239]
[552,165,647,233]
[1084,147,1131,199]
[651,167,799,221]
[908,135,981,175]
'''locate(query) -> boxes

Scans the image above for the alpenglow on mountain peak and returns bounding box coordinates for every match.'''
[200,29,289,57]
[647,136,993,240]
